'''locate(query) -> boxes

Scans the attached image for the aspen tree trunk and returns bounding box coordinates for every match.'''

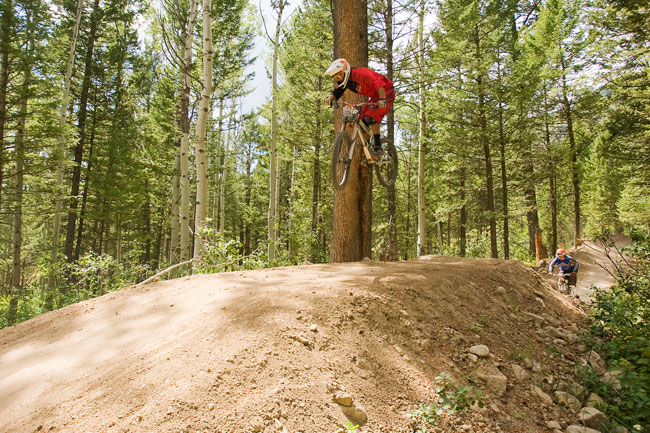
[213,99,224,232]
[193,0,213,258]
[9,11,34,325]
[268,0,285,262]
[416,0,427,256]
[331,0,371,263]
[170,139,181,263]
[560,51,580,247]
[460,164,467,257]
[180,0,200,265]
[219,101,236,235]
[49,0,85,294]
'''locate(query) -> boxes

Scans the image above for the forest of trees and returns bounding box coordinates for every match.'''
[0,0,648,325]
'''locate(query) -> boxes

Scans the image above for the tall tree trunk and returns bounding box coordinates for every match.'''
[416,0,427,257]
[220,102,235,235]
[496,58,509,259]
[64,0,100,262]
[75,107,97,260]
[560,50,580,247]
[193,0,213,258]
[331,0,371,262]
[385,0,398,261]
[170,136,181,264]
[459,163,467,257]
[245,141,252,255]
[268,0,285,262]
[9,8,35,324]
[311,91,323,262]
[179,0,200,265]
[0,0,13,213]
[474,25,498,258]
[49,0,85,294]
[543,83,557,254]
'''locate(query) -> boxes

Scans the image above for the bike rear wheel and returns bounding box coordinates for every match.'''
[374,137,398,187]
[332,131,353,190]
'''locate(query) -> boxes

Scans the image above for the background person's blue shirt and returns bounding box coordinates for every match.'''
[549,255,579,274]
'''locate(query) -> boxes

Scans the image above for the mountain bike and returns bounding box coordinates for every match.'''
[551,272,574,294]
[330,101,398,190]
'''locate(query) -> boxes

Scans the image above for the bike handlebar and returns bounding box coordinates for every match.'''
[330,101,378,110]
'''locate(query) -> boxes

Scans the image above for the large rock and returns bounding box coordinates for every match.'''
[532,385,554,406]
[512,364,530,382]
[341,404,368,425]
[579,407,610,430]
[474,363,507,396]
[585,392,605,408]
[469,344,490,357]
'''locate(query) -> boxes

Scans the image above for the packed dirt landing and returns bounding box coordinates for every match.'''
[0,252,610,433]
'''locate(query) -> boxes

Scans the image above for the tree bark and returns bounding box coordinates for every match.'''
[560,50,580,247]
[474,25,498,258]
[385,0,398,261]
[64,0,100,262]
[49,0,85,293]
[416,0,427,257]
[193,0,213,258]
[330,0,371,263]
[268,0,285,262]
[179,0,200,265]
[0,0,13,213]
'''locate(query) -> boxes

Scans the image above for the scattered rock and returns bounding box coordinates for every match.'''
[547,420,562,429]
[523,312,546,324]
[474,363,507,396]
[602,370,622,391]
[555,391,582,411]
[557,380,585,399]
[579,407,610,430]
[340,403,368,425]
[585,393,605,408]
[335,394,353,407]
[511,364,530,382]
[250,416,265,432]
[310,324,318,332]
[532,385,554,405]
[587,351,607,373]
[469,345,490,357]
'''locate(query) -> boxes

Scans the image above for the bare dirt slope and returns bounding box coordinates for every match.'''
[0,244,622,433]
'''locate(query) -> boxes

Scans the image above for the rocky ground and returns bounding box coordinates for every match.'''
[0,239,630,433]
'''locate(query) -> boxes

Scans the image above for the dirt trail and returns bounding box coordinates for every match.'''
[0,242,625,433]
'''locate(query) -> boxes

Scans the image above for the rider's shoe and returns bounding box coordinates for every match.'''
[370,146,382,159]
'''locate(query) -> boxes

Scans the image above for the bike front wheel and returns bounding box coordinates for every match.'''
[374,137,398,188]
[332,131,353,190]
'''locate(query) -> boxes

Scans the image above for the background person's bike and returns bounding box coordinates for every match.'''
[330,101,398,190]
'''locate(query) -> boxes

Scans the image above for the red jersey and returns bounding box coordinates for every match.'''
[332,67,394,100]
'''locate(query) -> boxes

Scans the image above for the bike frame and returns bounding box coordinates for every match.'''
[337,102,376,164]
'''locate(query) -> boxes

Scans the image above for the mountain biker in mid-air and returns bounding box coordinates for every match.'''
[548,248,579,288]
[324,58,395,159]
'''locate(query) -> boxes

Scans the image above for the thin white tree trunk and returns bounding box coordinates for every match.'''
[180,0,200,264]
[193,0,213,258]
[170,144,180,264]
[268,0,284,262]
[49,0,85,291]
[219,100,237,235]
[213,100,224,232]
[416,0,427,256]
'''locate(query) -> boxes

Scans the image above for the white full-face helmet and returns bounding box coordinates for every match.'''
[325,58,350,88]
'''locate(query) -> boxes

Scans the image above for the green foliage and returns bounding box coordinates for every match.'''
[583,233,650,430]
[410,373,483,431]
[343,422,359,432]
[195,228,267,273]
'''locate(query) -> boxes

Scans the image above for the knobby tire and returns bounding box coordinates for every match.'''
[374,137,398,188]
[332,131,352,190]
